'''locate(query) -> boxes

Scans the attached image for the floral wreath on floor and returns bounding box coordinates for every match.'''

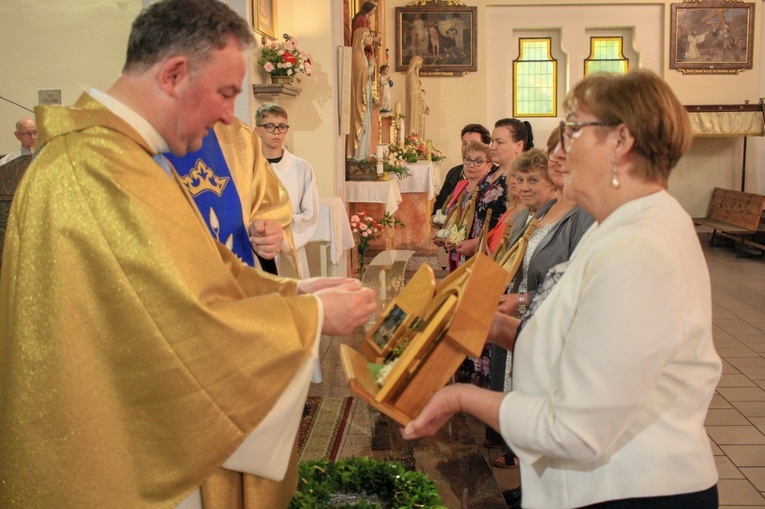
[290,457,446,508]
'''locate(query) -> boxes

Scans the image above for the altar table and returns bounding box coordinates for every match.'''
[306,196,354,277]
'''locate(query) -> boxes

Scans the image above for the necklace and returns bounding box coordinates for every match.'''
[539,201,575,227]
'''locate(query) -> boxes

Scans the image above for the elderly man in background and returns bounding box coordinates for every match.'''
[0,117,37,165]
[0,1,376,508]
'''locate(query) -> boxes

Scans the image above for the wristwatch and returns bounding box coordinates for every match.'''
[517,293,527,315]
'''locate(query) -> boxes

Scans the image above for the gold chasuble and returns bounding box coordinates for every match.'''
[0,93,319,508]
[209,118,300,274]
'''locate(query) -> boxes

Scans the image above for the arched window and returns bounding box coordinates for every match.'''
[513,37,557,117]
[585,36,628,75]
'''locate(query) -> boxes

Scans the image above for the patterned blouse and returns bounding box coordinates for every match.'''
[471,166,507,239]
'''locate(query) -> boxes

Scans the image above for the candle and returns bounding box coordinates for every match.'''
[379,269,386,302]
[394,101,401,117]
[376,145,384,159]
[377,160,384,175]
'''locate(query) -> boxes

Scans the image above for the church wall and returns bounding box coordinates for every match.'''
[383,0,764,215]
[1,0,762,214]
[0,0,141,154]
[255,0,347,198]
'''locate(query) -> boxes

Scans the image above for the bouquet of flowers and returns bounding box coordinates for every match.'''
[350,211,405,278]
[446,223,467,245]
[432,208,448,227]
[258,34,312,78]
[358,146,413,180]
[350,211,384,253]
[403,133,446,163]
[387,142,420,164]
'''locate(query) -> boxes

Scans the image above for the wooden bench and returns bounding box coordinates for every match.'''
[693,187,765,256]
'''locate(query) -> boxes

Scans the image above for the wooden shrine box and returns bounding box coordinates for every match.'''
[340,252,511,426]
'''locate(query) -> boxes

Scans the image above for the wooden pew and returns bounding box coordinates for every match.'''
[693,187,765,256]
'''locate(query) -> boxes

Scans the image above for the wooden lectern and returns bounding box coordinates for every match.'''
[340,252,511,426]
[0,155,32,267]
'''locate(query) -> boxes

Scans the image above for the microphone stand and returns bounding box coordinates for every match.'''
[0,94,34,113]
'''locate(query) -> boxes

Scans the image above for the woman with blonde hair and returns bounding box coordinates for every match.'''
[443,140,495,273]
[404,70,720,508]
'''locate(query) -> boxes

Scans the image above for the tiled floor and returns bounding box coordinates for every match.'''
[309,242,765,507]
[703,243,765,507]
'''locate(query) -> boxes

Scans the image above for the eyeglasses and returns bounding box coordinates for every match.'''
[559,120,616,152]
[258,123,289,134]
[17,130,38,137]
[462,156,486,167]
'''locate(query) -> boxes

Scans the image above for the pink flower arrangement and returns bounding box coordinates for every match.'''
[350,212,384,253]
[350,211,405,278]
[258,34,312,78]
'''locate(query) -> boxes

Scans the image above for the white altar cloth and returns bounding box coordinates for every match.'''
[345,179,403,214]
[310,196,355,264]
[394,160,438,199]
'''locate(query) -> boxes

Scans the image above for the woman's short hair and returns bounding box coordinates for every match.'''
[464,140,492,163]
[511,147,554,186]
[546,125,561,155]
[494,118,534,151]
[563,69,692,184]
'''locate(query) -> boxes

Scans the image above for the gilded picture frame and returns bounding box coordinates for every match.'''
[669,2,755,75]
[395,4,477,77]
[253,0,277,40]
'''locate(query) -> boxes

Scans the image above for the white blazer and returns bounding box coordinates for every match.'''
[500,190,721,508]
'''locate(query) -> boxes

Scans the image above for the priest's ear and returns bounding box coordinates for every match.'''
[157,56,191,98]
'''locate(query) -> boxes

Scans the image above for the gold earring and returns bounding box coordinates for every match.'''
[611,162,620,189]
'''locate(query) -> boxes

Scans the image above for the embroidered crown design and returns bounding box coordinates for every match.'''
[179,159,230,197]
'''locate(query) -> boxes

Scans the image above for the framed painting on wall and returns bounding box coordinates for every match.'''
[253,0,277,40]
[669,2,754,75]
[394,3,477,77]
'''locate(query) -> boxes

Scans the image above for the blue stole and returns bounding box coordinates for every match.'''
[164,130,255,267]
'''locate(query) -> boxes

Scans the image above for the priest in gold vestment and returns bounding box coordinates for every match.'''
[0,1,376,508]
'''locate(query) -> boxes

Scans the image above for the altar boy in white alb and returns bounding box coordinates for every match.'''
[255,103,319,279]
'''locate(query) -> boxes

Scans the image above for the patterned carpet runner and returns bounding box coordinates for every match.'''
[298,396,353,462]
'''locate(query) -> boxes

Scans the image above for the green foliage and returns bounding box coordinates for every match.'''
[380,212,405,230]
[291,457,446,509]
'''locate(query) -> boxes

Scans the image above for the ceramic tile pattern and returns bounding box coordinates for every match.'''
[308,243,765,507]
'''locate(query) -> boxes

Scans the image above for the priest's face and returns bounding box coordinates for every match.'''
[170,36,246,155]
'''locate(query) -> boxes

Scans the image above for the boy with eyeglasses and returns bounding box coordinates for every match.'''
[0,117,37,166]
[255,102,319,279]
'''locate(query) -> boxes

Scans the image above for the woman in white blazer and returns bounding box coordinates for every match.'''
[403,70,721,509]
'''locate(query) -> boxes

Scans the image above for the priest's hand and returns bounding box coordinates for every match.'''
[314,283,376,336]
[248,219,284,259]
[297,277,359,294]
